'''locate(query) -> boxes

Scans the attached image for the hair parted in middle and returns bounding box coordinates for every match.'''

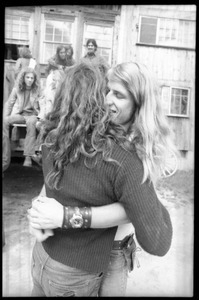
[42,62,128,189]
[15,66,40,93]
[56,45,66,56]
[107,61,178,184]
[86,39,98,50]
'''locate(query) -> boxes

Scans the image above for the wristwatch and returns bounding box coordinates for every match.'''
[69,207,84,228]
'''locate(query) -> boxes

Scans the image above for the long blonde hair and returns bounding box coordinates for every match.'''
[107,61,178,184]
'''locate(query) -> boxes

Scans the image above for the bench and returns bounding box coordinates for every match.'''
[12,123,27,128]
[10,123,40,156]
[10,124,27,153]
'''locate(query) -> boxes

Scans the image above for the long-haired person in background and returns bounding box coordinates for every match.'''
[27,62,176,297]
[3,67,40,168]
[45,45,75,76]
[14,46,38,79]
[64,45,76,70]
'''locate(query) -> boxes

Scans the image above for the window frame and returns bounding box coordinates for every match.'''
[4,9,32,60]
[5,14,30,45]
[161,86,190,118]
[138,15,195,49]
[40,14,76,64]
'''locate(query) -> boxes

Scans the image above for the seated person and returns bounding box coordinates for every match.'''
[3,67,40,167]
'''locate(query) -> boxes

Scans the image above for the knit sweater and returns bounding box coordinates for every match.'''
[41,142,172,273]
[80,53,110,73]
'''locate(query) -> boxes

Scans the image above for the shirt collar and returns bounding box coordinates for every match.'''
[85,53,97,58]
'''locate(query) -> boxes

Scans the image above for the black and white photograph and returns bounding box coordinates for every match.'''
[3,4,195,297]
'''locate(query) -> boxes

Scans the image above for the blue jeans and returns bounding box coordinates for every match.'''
[99,249,128,296]
[3,113,38,157]
[31,242,104,297]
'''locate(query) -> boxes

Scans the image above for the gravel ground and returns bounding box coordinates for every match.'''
[2,159,194,297]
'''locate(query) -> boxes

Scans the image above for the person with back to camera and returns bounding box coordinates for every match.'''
[3,66,41,168]
[27,61,176,297]
[36,69,65,129]
[15,46,38,80]
[45,45,75,76]
[31,69,65,166]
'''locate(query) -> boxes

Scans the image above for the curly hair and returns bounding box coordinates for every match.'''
[107,62,178,184]
[42,62,128,189]
[15,67,40,93]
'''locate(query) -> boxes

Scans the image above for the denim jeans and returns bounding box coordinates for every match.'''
[3,134,11,172]
[31,242,104,297]
[3,113,38,157]
[98,249,128,296]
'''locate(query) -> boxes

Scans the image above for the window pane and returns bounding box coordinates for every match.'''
[5,15,29,43]
[158,18,178,46]
[182,90,188,96]
[173,88,180,96]
[170,88,189,116]
[139,17,157,44]
[181,96,188,114]
[54,28,62,42]
[158,18,195,48]
[45,20,72,43]
[63,23,72,43]
[171,96,180,114]
[98,48,110,62]
[46,26,53,34]
[170,96,175,114]
[45,23,53,41]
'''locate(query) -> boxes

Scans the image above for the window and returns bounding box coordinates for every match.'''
[41,16,75,63]
[139,16,195,49]
[83,23,113,65]
[5,13,30,60]
[161,86,190,117]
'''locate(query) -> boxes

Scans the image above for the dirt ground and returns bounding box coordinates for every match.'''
[2,157,194,297]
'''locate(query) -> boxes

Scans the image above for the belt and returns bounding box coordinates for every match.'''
[113,234,141,272]
[113,240,124,250]
[113,233,135,250]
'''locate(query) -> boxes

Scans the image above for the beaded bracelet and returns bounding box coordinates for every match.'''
[62,206,92,229]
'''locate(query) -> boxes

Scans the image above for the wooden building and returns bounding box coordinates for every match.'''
[4,5,196,170]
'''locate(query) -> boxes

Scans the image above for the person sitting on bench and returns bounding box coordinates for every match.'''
[3,66,40,167]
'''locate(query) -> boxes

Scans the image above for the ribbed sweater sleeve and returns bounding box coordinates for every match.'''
[114,148,173,256]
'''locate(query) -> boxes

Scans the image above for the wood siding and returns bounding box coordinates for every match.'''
[116,5,196,152]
